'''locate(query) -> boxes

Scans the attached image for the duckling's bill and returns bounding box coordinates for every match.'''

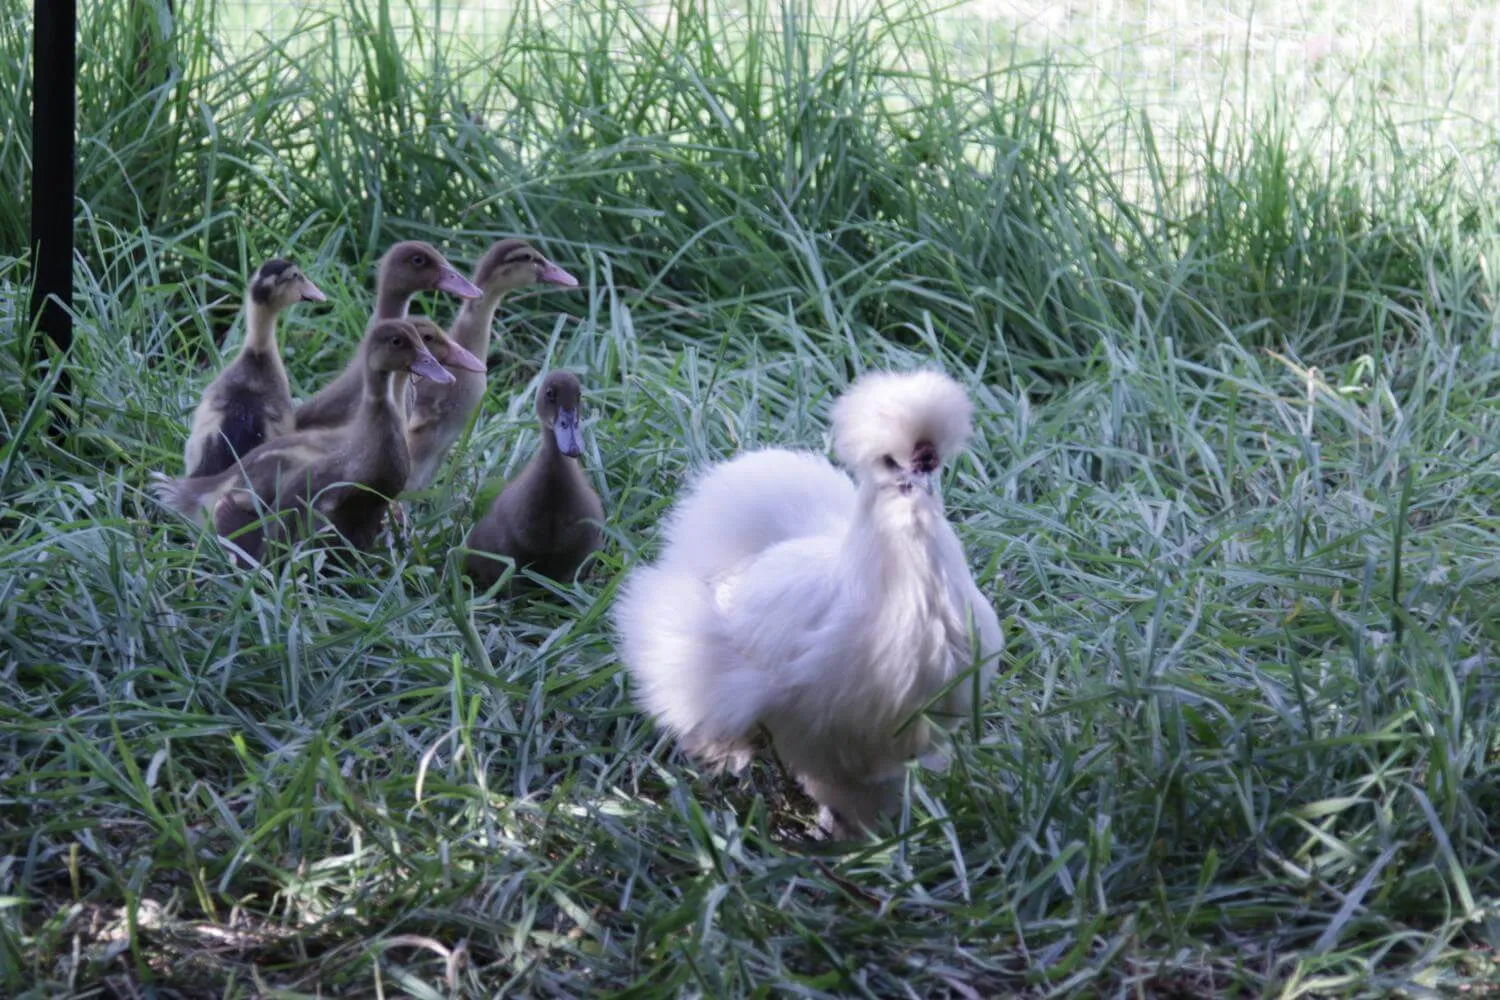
[436,268,484,299]
[553,407,583,457]
[410,348,457,385]
[539,262,580,287]
[439,341,486,373]
[299,278,328,303]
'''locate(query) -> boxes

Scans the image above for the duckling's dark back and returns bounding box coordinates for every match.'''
[190,352,291,476]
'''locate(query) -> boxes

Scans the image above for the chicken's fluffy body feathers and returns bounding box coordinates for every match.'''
[615,370,1001,834]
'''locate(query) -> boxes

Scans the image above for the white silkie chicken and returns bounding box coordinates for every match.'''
[614,369,1002,835]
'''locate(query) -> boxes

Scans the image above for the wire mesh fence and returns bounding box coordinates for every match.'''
[207,0,1500,151]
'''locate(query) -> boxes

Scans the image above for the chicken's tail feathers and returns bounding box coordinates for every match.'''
[614,564,766,769]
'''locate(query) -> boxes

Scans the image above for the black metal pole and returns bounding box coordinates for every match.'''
[29,0,77,397]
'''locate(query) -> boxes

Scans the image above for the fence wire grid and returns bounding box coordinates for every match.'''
[211,0,1500,154]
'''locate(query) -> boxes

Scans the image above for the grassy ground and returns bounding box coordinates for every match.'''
[3,0,1500,995]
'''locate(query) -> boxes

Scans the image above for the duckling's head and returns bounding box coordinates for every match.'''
[406,317,487,374]
[832,369,973,497]
[536,370,586,458]
[380,241,482,301]
[250,258,326,311]
[473,239,579,297]
[364,319,455,385]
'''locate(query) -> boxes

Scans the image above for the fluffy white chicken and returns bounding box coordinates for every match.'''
[614,369,1002,835]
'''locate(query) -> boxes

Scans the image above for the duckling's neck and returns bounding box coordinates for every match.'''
[362,367,412,418]
[538,419,563,457]
[242,299,281,356]
[528,420,582,484]
[451,292,504,355]
[374,286,412,321]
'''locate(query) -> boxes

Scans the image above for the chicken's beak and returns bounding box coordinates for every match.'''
[899,469,935,496]
[553,407,583,458]
[435,267,483,299]
[409,344,456,384]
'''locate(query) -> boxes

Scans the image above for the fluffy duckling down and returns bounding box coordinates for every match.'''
[183,258,325,477]
[154,319,452,564]
[613,370,1002,837]
[295,240,482,432]
[406,238,578,491]
[464,370,603,589]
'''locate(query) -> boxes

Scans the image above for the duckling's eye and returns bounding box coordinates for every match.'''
[882,455,899,470]
[545,388,557,402]
[411,254,429,267]
[390,336,406,348]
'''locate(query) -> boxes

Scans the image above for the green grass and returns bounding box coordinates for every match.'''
[3,0,1500,994]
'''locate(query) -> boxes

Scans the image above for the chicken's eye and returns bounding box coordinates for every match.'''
[882,455,899,470]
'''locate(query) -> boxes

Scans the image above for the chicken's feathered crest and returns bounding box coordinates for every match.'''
[832,369,973,473]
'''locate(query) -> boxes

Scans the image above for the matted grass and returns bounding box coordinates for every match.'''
[1,0,1498,995]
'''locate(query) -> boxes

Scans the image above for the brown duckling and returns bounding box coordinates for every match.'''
[400,316,488,422]
[406,238,578,491]
[183,259,326,477]
[294,240,482,431]
[370,317,486,535]
[154,319,452,564]
[464,370,604,588]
